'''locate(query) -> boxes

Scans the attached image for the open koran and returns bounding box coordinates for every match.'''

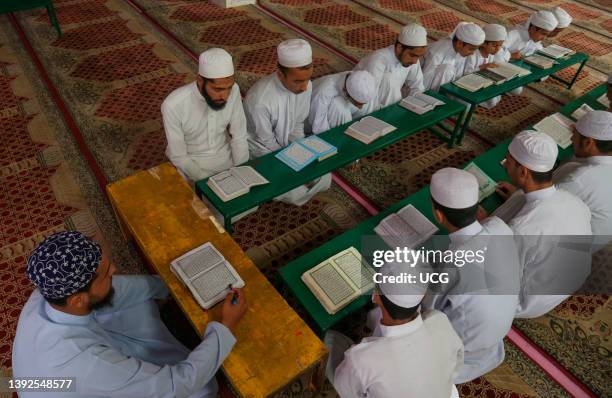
[571,103,594,121]
[275,135,337,171]
[464,162,497,201]
[524,54,557,69]
[345,116,397,144]
[452,73,495,92]
[170,242,245,309]
[302,247,376,315]
[399,93,445,115]
[491,191,526,223]
[491,62,531,80]
[477,69,507,85]
[533,113,574,149]
[374,204,438,251]
[208,166,268,202]
[538,44,574,59]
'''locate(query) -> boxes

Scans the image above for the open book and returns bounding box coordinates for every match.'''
[170,242,245,309]
[464,162,497,201]
[488,62,531,81]
[478,68,508,85]
[452,73,495,92]
[345,116,397,144]
[533,113,574,149]
[597,93,610,109]
[524,54,557,69]
[538,44,574,59]
[275,135,337,172]
[207,166,269,202]
[571,103,594,121]
[399,93,445,115]
[301,247,376,315]
[374,204,438,251]
[491,191,526,223]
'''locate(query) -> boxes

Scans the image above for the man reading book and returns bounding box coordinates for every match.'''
[162,48,248,184]
[244,39,331,206]
[13,231,248,398]
[325,261,464,398]
[423,168,520,384]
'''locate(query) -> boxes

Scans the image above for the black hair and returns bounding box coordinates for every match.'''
[277,63,313,76]
[431,196,478,229]
[528,24,548,33]
[528,169,554,184]
[45,278,95,307]
[577,133,612,154]
[379,294,420,321]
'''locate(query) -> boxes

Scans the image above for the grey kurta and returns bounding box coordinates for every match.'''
[422,218,520,383]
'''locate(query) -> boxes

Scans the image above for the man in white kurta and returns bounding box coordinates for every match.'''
[554,111,612,247]
[465,24,511,109]
[422,22,485,92]
[496,131,592,318]
[353,23,427,110]
[162,48,248,183]
[326,262,464,398]
[423,168,520,383]
[244,39,331,206]
[505,11,558,96]
[309,70,376,134]
[12,231,248,398]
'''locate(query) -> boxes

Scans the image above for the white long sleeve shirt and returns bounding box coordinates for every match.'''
[354,45,424,110]
[465,47,511,74]
[504,27,543,57]
[162,81,248,182]
[421,39,470,92]
[243,73,311,157]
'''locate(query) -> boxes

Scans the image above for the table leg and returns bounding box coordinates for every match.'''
[46,4,61,36]
[455,104,475,146]
[567,60,586,89]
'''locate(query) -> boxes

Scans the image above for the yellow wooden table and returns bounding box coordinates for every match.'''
[106,163,327,398]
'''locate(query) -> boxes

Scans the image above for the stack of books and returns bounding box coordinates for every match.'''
[275,135,337,172]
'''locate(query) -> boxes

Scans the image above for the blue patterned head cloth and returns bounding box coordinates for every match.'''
[27,231,102,300]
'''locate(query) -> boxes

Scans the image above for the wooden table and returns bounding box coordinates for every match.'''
[1,0,61,35]
[196,91,465,232]
[107,163,327,398]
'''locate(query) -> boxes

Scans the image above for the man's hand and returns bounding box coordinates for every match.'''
[480,63,498,70]
[476,205,488,221]
[496,182,517,201]
[510,52,522,60]
[221,288,247,332]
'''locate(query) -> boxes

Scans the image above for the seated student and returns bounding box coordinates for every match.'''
[244,39,331,206]
[354,23,428,110]
[12,231,248,398]
[422,22,485,92]
[550,6,572,38]
[553,111,612,249]
[496,131,592,318]
[423,168,520,384]
[309,70,376,134]
[325,262,464,398]
[465,24,511,109]
[162,48,248,183]
[505,10,558,95]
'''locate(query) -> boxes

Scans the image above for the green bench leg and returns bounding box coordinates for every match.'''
[549,59,587,89]
[455,104,475,146]
[46,4,61,36]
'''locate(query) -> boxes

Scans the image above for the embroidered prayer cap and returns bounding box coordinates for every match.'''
[484,24,507,42]
[528,10,558,32]
[198,48,234,79]
[378,261,427,308]
[431,168,479,209]
[277,39,312,68]
[508,130,558,172]
[552,7,572,29]
[346,71,376,104]
[452,22,486,46]
[398,23,428,47]
[27,231,102,300]
[576,110,612,141]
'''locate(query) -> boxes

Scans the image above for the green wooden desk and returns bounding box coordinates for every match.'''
[195,91,465,232]
[279,83,602,333]
[1,0,61,35]
[439,52,589,145]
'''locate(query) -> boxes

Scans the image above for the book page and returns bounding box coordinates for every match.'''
[478,69,506,83]
[280,142,317,167]
[332,249,374,291]
[497,63,531,77]
[397,204,438,236]
[210,171,248,197]
[232,166,268,187]
[453,74,493,91]
[491,191,526,223]
[465,162,497,201]
[190,261,238,303]
[413,92,444,106]
[300,136,334,155]
[525,55,555,68]
[533,113,573,148]
[308,261,356,306]
[355,116,395,137]
[175,243,224,279]
[540,44,573,59]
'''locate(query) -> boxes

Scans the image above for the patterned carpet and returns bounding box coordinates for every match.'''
[1,0,610,397]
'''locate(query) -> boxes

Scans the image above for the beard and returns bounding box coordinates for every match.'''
[201,84,227,110]
[89,286,115,311]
